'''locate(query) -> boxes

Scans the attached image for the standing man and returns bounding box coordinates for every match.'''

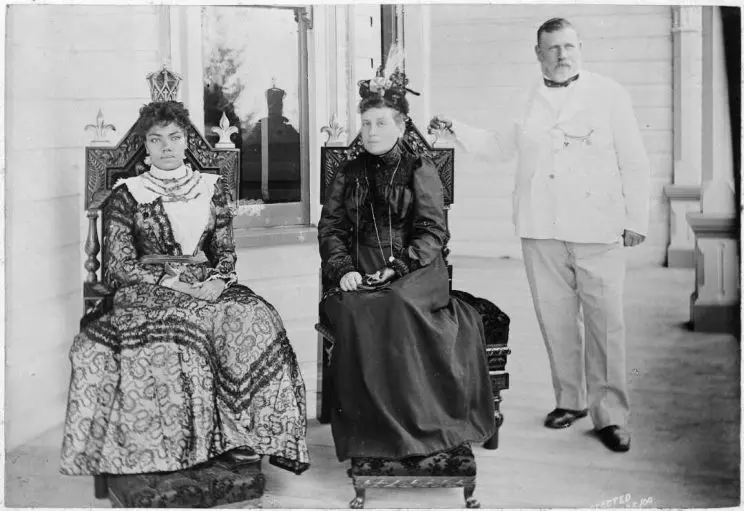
[430,17,650,452]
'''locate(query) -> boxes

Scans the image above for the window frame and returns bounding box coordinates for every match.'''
[168,5,313,226]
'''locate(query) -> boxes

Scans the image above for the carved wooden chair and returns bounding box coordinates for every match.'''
[314,119,511,509]
[79,70,263,508]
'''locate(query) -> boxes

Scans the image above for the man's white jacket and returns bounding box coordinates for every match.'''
[454,70,651,244]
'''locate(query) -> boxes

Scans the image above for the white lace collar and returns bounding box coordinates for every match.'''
[114,164,219,205]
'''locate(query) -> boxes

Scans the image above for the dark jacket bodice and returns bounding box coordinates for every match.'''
[318,142,449,286]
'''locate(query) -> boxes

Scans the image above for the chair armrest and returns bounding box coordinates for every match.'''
[314,322,336,344]
[485,345,510,371]
[82,281,114,329]
[85,281,113,300]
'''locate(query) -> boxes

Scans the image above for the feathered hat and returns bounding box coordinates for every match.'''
[358,44,419,115]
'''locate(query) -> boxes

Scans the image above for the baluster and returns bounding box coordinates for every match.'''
[84,210,101,282]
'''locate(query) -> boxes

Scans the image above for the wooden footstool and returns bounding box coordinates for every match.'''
[99,458,265,508]
[347,443,480,509]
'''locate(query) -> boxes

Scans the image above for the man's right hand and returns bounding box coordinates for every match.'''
[428,115,453,135]
[340,271,363,292]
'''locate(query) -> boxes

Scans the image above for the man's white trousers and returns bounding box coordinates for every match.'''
[521,237,629,429]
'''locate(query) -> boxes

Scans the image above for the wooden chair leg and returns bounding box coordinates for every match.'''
[317,333,328,423]
[464,483,480,508]
[94,475,108,499]
[318,335,333,424]
[483,430,499,450]
[483,391,503,450]
[349,486,366,509]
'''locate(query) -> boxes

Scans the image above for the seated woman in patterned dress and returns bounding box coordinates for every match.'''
[60,101,310,476]
[318,67,495,463]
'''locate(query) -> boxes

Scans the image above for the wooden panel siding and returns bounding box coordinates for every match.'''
[429,4,674,265]
[5,4,163,449]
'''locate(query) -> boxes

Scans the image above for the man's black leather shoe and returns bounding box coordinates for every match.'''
[596,425,631,452]
[544,408,589,429]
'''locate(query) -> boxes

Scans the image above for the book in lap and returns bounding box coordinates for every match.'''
[139,253,210,265]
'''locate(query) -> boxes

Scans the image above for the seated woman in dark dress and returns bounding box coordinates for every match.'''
[318,69,496,462]
[61,101,310,477]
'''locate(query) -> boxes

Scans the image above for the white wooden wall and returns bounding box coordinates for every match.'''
[351,5,382,135]
[427,5,674,266]
[5,5,164,450]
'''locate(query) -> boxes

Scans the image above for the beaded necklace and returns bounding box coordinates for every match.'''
[365,156,401,266]
[143,164,204,203]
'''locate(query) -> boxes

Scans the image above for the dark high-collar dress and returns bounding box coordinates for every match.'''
[318,142,495,461]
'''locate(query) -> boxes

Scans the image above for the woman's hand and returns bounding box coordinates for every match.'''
[340,271,362,292]
[365,267,396,285]
[191,279,227,301]
[162,278,199,297]
[161,274,226,301]
[379,267,396,283]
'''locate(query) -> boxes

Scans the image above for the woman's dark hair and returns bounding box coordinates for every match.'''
[135,101,191,137]
[358,95,409,127]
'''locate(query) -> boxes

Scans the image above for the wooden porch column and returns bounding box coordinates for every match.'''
[311,6,352,224]
[686,6,739,333]
[168,6,204,134]
[664,6,703,268]
[403,4,432,128]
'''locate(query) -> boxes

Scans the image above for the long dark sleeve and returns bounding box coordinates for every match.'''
[102,186,165,289]
[318,167,356,286]
[395,158,449,275]
[203,180,238,285]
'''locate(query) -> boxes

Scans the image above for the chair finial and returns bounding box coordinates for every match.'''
[146,66,183,102]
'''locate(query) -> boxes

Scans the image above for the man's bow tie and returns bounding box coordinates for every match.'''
[544,74,580,88]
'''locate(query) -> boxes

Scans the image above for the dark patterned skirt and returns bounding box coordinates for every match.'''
[322,250,495,462]
[60,283,310,476]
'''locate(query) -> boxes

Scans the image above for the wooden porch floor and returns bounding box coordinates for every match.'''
[5,252,740,508]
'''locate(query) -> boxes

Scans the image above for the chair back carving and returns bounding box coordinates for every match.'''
[319,119,454,208]
[85,124,239,211]
[82,71,240,316]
